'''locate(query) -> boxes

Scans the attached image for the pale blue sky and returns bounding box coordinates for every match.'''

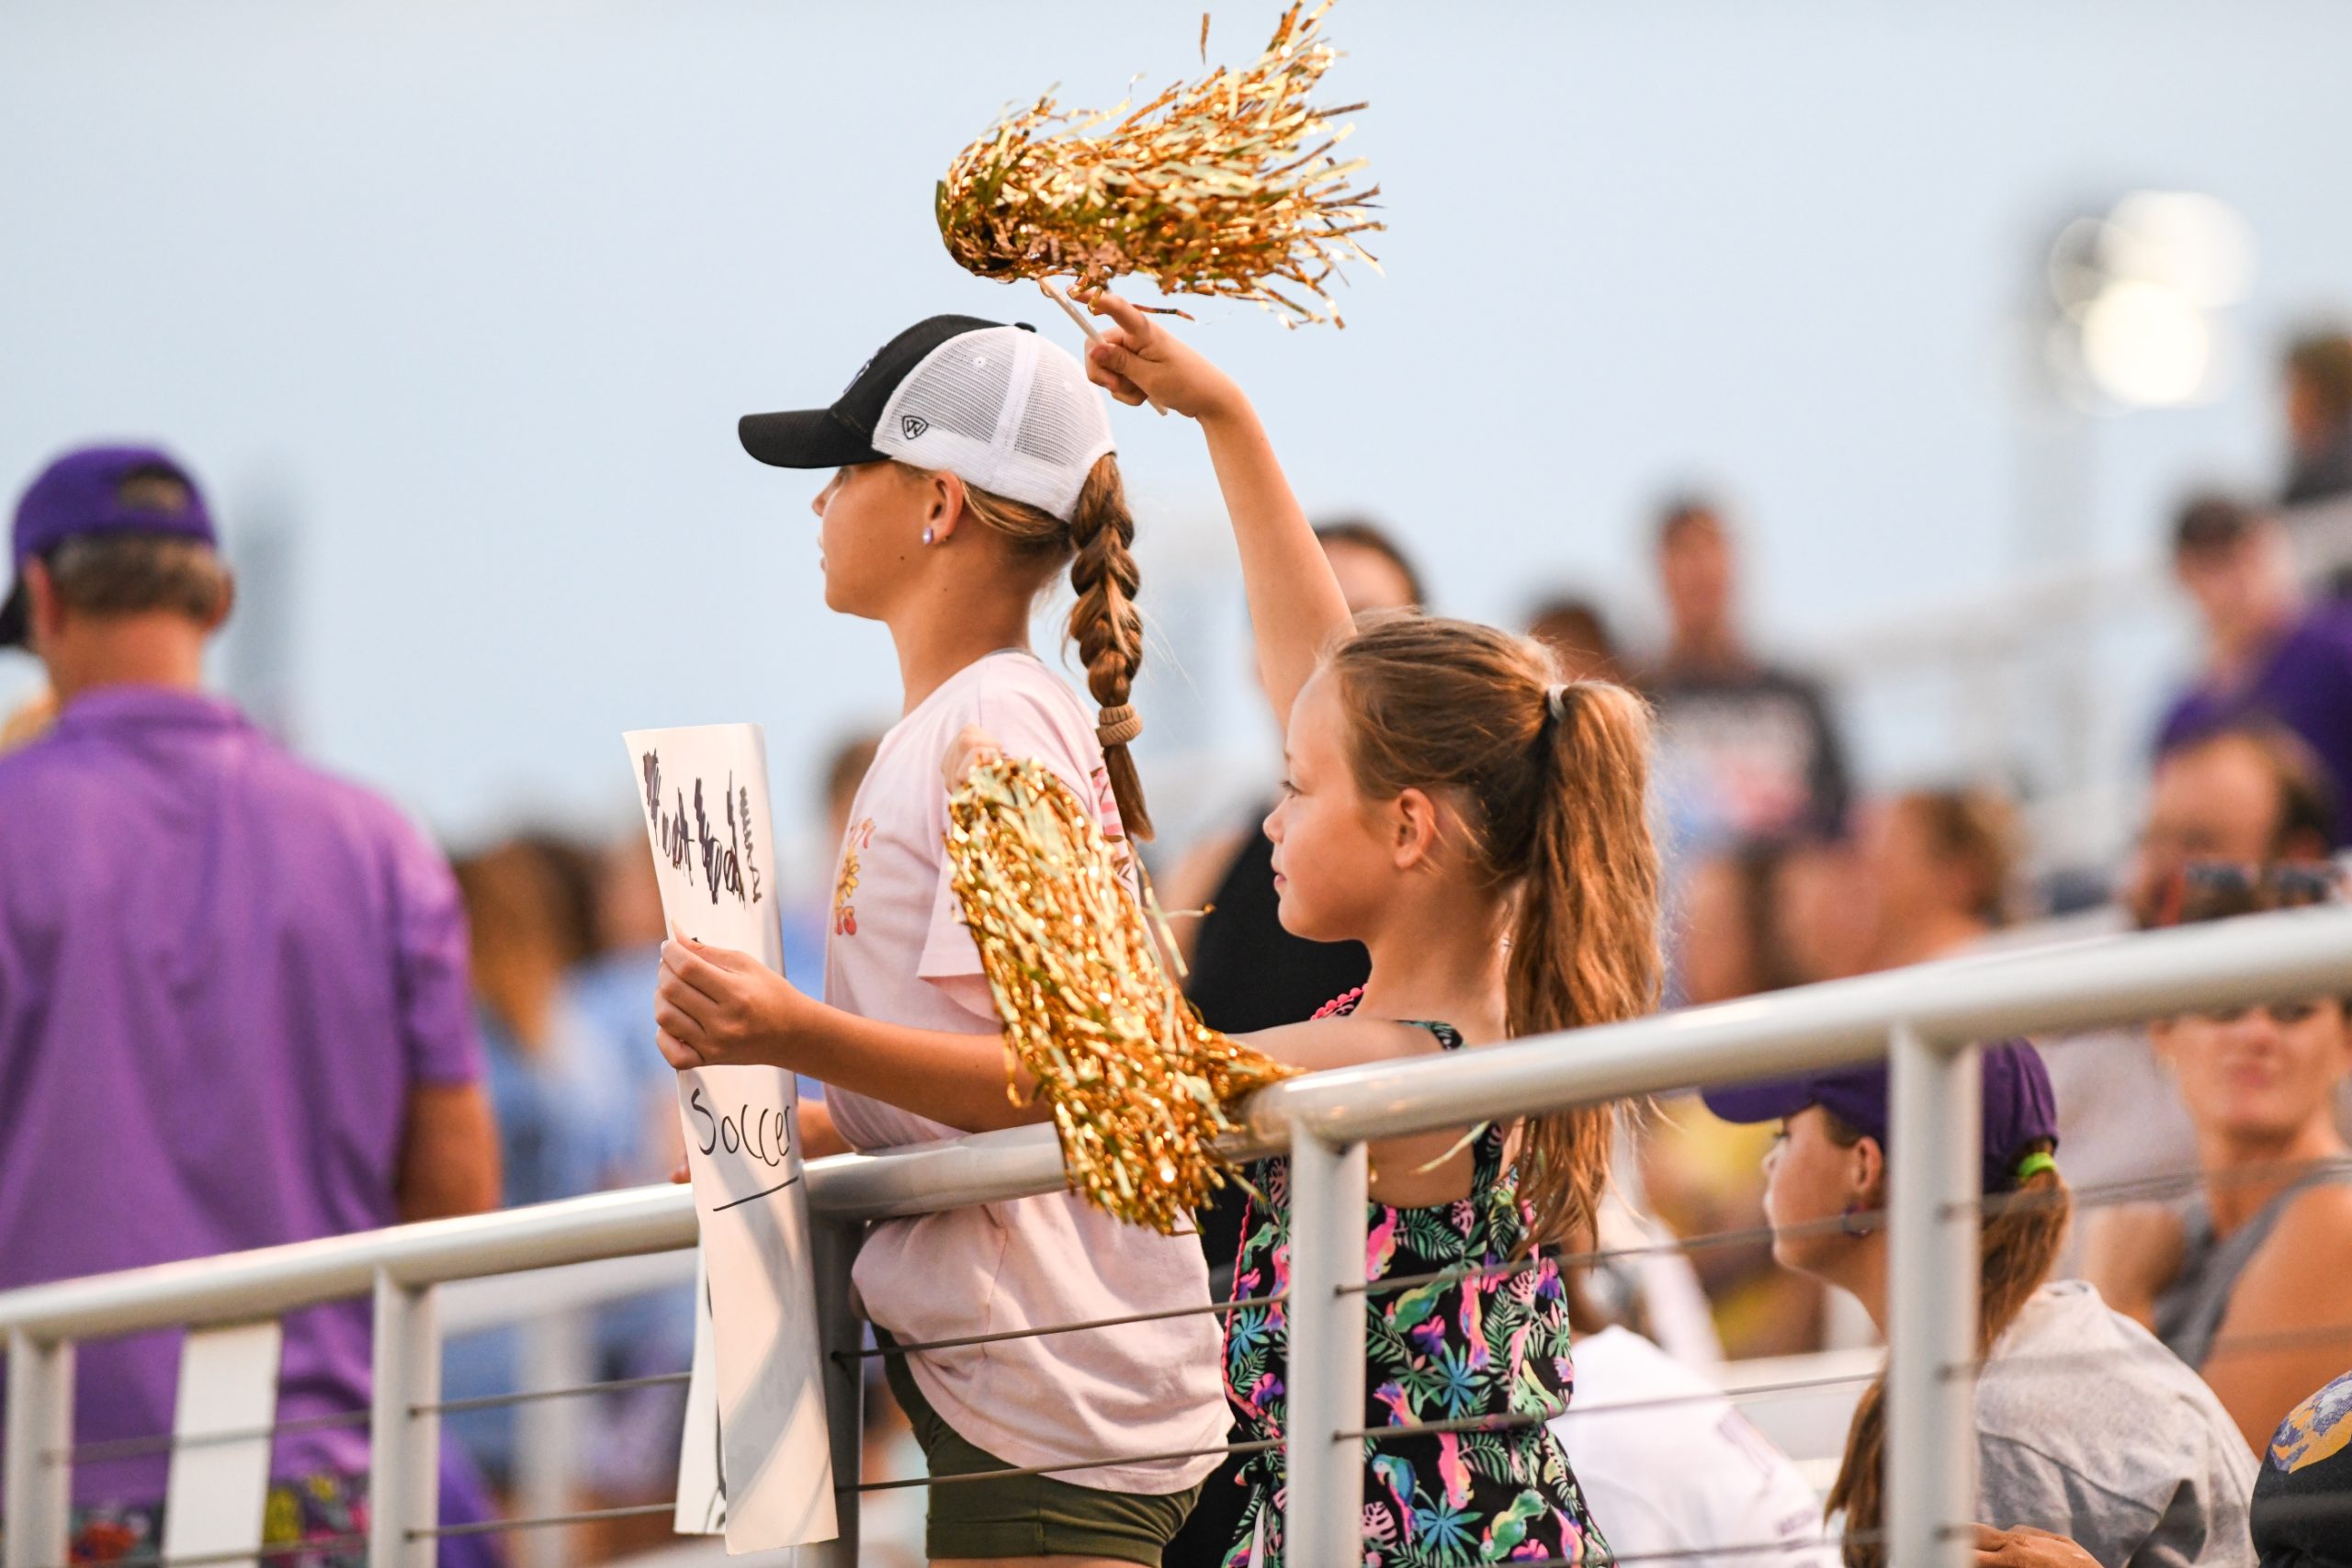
[5,1,2348,871]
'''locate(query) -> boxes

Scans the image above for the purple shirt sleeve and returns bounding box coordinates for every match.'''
[2154,687,2211,758]
[388,825,483,1087]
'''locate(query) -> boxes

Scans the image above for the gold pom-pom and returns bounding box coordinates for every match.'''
[935,3,1382,327]
[945,756,1294,1232]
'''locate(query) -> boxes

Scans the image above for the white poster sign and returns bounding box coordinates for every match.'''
[675,1254,724,1535]
[624,724,837,1552]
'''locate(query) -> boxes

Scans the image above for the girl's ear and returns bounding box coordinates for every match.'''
[1390,786,1443,872]
[925,469,968,543]
[1850,1134,1886,1207]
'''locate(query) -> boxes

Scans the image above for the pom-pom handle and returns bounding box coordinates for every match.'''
[1041,279,1168,416]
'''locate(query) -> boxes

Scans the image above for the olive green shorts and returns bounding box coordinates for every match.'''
[881,1336,1203,1563]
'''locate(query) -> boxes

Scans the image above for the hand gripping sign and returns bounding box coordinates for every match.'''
[624,724,836,1552]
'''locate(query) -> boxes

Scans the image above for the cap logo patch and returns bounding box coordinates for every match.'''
[900,415,930,440]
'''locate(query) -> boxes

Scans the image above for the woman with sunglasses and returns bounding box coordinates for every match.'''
[2087,964,2352,1452]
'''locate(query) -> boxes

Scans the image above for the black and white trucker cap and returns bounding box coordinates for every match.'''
[739,315,1115,525]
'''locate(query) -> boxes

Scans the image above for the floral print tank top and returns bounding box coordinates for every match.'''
[1218,991,1608,1567]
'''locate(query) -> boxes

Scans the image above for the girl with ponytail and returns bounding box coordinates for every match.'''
[1704,1045,2256,1568]
[655,317,1226,1565]
[1079,297,1658,1565]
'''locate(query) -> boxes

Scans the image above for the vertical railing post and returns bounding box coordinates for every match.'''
[802,1218,865,1568]
[1283,1121,1367,1565]
[1886,1024,1980,1568]
[369,1270,441,1568]
[5,1333,73,1568]
[514,1307,588,1568]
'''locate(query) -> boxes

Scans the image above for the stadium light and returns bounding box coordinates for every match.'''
[2041,189,2254,411]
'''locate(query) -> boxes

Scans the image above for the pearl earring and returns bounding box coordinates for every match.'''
[922,527,935,546]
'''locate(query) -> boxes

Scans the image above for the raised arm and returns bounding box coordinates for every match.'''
[1081,292,1354,728]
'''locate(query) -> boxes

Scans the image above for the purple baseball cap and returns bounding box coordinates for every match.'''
[1701,1040,2060,1193]
[2,445,217,648]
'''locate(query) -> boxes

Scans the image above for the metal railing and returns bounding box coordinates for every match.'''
[9,904,2352,1568]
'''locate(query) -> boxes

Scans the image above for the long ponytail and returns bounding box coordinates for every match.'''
[1326,617,1662,1245]
[1510,681,1662,1246]
[1823,1131,2070,1568]
[911,452,1154,839]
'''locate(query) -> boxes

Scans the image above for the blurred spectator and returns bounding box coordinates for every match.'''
[563,830,678,1162]
[2085,865,2352,1452]
[2052,726,2343,1207]
[1856,787,2019,970]
[2283,331,2352,509]
[458,840,635,1206]
[1644,497,1853,852]
[1529,592,1623,682]
[2124,724,2335,930]
[1706,1047,2257,1568]
[1679,845,1806,1004]
[518,829,603,972]
[1295,515,1427,622]
[0,445,502,1566]
[2159,495,2352,840]
[441,839,638,1491]
[1549,1269,1836,1568]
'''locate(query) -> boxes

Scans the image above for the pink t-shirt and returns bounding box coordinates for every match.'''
[823,650,1227,1494]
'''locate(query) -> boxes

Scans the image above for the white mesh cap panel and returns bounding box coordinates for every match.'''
[873,326,1114,522]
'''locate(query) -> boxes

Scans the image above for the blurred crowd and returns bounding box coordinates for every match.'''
[3,324,2351,1568]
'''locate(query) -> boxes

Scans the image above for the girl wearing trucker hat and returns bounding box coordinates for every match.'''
[656,317,1224,1564]
[1704,1046,2257,1568]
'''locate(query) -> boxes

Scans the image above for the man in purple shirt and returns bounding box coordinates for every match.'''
[0,446,501,1563]
[2158,494,2352,846]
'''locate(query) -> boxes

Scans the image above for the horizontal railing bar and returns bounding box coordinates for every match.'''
[1251,906,2352,1145]
[9,907,2351,1345]
[437,1247,696,1335]
[0,1127,1075,1343]
[0,1185,696,1342]
[413,1501,676,1539]
[806,1122,1074,1224]
[414,1370,691,1416]
[51,1404,370,1462]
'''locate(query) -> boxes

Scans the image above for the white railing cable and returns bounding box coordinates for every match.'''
[5,903,2352,1568]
